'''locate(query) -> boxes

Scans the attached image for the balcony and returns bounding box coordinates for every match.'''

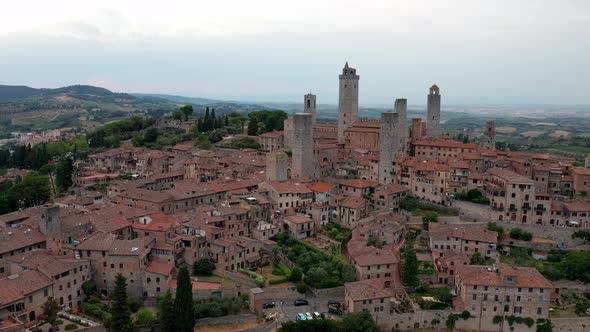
[508,206,518,212]
[491,206,504,211]
[522,204,531,210]
[535,206,547,212]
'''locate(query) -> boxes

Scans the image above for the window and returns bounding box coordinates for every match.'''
[537,308,542,315]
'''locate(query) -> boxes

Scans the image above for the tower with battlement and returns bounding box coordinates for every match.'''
[426,85,441,137]
[304,94,317,125]
[483,120,496,150]
[292,113,314,178]
[338,62,359,144]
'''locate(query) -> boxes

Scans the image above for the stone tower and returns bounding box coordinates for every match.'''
[38,204,61,235]
[292,113,314,178]
[266,151,288,182]
[483,120,496,150]
[426,84,441,137]
[394,99,408,156]
[304,94,317,125]
[379,112,401,185]
[283,117,294,150]
[411,118,425,142]
[38,204,62,254]
[338,62,359,144]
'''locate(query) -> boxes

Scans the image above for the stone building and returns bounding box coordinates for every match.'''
[483,120,496,150]
[304,93,317,124]
[259,131,284,152]
[484,167,536,223]
[338,62,359,144]
[454,263,553,331]
[266,151,288,182]
[292,113,314,178]
[426,84,441,137]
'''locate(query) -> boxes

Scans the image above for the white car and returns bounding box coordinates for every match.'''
[305,312,313,320]
[313,312,321,319]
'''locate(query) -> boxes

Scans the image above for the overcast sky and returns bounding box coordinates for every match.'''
[1,0,589,106]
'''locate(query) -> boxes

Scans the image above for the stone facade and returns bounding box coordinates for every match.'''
[338,62,359,144]
[426,85,441,137]
[379,111,402,185]
[265,151,288,182]
[304,93,317,124]
[292,113,314,179]
[483,120,496,150]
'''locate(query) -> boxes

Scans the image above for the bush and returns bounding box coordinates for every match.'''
[510,228,533,241]
[193,258,216,276]
[134,308,154,326]
[128,298,142,313]
[422,211,438,230]
[55,319,64,325]
[487,223,505,241]
[296,281,308,294]
[289,267,302,282]
[64,323,78,331]
[239,269,266,287]
[81,280,97,297]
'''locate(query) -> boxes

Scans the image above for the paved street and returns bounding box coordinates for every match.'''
[262,294,345,326]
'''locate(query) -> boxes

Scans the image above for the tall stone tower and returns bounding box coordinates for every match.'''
[304,94,317,125]
[426,84,441,137]
[38,204,62,254]
[266,151,288,182]
[411,118,424,142]
[338,62,359,144]
[394,99,408,156]
[379,112,401,185]
[483,120,496,150]
[292,113,314,178]
[283,117,294,150]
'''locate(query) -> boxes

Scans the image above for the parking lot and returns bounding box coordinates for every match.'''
[262,295,345,325]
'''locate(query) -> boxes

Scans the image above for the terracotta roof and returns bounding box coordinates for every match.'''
[259,131,284,138]
[76,232,117,251]
[414,139,476,150]
[573,167,590,176]
[0,225,46,255]
[146,258,174,276]
[340,196,366,209]
[284,214,313,224]
[345,279,393,301]
[8,250,72,277]
[456,263,553,289]
[0,270,53,305]
[429,223,497,244]
[564,200,590,212]
[347,237,398,266]
[487,167,535,184]
[264,181,312,194]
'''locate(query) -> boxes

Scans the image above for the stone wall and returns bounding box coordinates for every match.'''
[552,317,590,332]
[195,314,257,327]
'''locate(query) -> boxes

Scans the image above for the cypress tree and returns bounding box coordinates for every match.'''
[174,267,195,332]
[110,273,134,332]
[158,289,175,332]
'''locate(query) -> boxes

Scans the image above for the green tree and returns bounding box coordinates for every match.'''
[304,267,328,288]
[193,258,216,276]
[134,308,154,326]
[401,249,420,288]
[56,157,74,192]
[110,273,135,332]
[81,280,97,298]
[289,267,302,282]
[157,290,175,332]
[143,128,159,143]
[470,252,485,265]
[180,105,193,121]
[42,297,60,327]
[341,311,380,332]
[422,211,438,230]
[197,138,211,150]
[174,267,195,332]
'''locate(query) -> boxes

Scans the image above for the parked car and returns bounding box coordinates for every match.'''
[313,312,321,319]
[305,312,313,320]
[328,306,343,315]
[320,312,326,319]
[294,299,309,306]
[296,313,307,321]
[263,301,276,309]
[328,300,340,308]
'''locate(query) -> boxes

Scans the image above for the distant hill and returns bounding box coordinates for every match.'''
[132,93,224,106]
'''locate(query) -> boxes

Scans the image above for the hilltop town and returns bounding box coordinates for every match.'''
[2,63,590,332]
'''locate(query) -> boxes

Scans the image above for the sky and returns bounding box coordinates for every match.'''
[1,0,589,106]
